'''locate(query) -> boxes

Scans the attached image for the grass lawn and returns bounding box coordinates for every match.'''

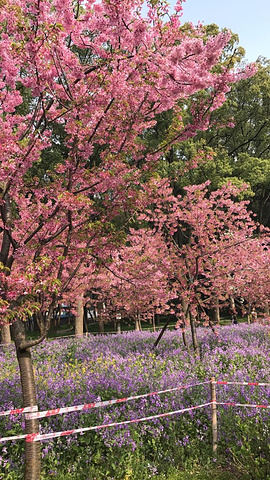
[24,315,248,342]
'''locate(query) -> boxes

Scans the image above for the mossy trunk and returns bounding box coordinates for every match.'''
[11,319,41,480]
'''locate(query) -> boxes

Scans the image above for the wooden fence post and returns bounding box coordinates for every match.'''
[210,377,218,453]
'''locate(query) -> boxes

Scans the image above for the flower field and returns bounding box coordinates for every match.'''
[1,324,270,479]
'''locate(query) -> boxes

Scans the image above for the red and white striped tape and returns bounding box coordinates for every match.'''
[0,432,27,443]
[1,399,270,444]
[0,405,38,417]
[217,402,270,409]
[1,380,270,444]
[0,403,212,443]
[2,379,269,420]
[216,381,270,387]
[25,381,209,420]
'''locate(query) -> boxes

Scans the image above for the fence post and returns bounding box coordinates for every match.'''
[210,377,218,453]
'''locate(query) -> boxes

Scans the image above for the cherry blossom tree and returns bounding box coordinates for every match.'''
[0,0,255,477]
[88,228,174,329]
[81,179,270,353]
[139,180,270,352]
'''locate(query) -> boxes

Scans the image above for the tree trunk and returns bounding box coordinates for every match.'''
[10,319,41,480]
[51,305,60,334]
[116,321,121,334]
[181,324,188,349]
[180,299,191,350]
[213,303,220,324]
[190,313,199,357]
[229,295,236,310]
[57,304,61,330]
[134,318,140,331]
[75,298,84,337]
[135,316,140,331]
[83,306,88,334]
[153,315,172,349]
[35,312,46,336]
[229,295,238,325]
[152,313,156,332]
[98,316,105,334]
[247,303,252,324]
[1,323,11,344]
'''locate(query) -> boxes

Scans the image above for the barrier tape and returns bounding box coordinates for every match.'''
[2,379,269,420]
[0,403,212,443]
[0,433,27,443]
[25,381,209,420]
[0,405,38,417]
[216,381,270,387]
[1,389,270,444]
[217,402,270,409]
[1,382,206,419]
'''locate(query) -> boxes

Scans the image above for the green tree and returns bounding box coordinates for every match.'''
[151,52,270,225]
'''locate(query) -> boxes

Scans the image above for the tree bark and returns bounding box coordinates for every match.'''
[75,298,84,337]
[35,312,47,336]
[213,302,220,324]
[229,295,238,324]
[135,316,140,331]
[152,313,156,332]
[180,299,190,350]
[229,295,236,310]
[138,314,142,331]
[190,313,199,357]
[10,319,41,480]
[247,303,252,324]
[98,316,104,334]
[153,315,172,349]
[1,323,11,344]
[181,324,188,349]
[83,306,88,333]
[116,321,121,334]
[134,313,142,331]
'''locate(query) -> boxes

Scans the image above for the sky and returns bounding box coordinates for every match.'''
[168,0,270,62]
